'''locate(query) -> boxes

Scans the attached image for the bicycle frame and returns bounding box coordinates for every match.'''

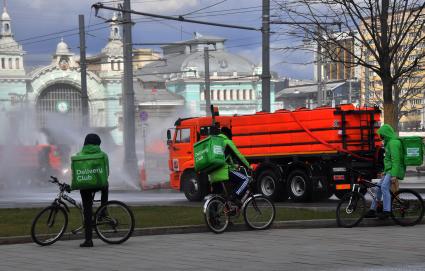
[49,183,85,234]
[203,168,257,218]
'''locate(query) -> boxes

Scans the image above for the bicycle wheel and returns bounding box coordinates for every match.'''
[391,189,425,226]
[243,195,275,230]
[94,200,135,244]
[336,192,366,228]
[31,205,68,246]
[203,196,229,234]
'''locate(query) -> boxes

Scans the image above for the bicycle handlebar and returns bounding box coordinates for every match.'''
[49,176,71,193]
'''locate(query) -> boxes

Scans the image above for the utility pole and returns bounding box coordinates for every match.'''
[316,33,323,106]
[122,0,138,178]
[79,14,89,129]
[364,50,370,106]
[204,47,211,116]
[262,0,271,112]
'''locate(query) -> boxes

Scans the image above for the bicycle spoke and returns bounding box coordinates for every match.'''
[336,192,366,228]
[243,196,275,230]
[31,206,67,246]
[392,189,424,226]
[204,197,229,233]
[95,201,135,244]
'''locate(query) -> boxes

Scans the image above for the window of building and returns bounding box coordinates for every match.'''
[8,58,12,69]
[116,60,121,71]
[111,60,115,70]
[249,89,255,100]
[223,89,228,100]
[237,89,242,100]
[15,58,19,69]
[1,58,4,69]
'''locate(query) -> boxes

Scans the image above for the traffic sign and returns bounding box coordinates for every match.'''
[139,111,148,122]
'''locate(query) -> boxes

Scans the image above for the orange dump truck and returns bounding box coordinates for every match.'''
[167,104,382,202]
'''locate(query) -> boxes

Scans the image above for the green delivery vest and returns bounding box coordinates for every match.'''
[71,145,109,190]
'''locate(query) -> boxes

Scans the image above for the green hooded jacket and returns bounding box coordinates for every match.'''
[208,134,251,183]
[377,124,405,180]
[75,144,110,178]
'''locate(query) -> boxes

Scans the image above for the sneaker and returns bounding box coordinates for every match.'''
[378,211,391,220]
[79,240,93,247]
[364,209,377,218]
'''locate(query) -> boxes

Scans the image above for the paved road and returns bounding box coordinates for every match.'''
[2,225,425,271]
[0,175,424,208]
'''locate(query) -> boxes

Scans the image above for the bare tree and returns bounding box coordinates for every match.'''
[275,0,425,130]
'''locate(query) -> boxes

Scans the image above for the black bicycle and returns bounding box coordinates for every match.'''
[31,176,135,246]
[203,168,276,233]
[336,175,424,228]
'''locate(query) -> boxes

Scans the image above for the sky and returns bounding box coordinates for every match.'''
[7,0,314,80]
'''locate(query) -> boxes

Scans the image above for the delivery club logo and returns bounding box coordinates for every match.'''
[76,168,103,181]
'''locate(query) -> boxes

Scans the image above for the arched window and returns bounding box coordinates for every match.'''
[15,58,19,69]
[8,58,12,69]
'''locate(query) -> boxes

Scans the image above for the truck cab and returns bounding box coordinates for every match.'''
[167,116,231,201]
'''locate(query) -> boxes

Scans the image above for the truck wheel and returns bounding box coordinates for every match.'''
[287,170,312,202]
[257,169,287,202]
[182,171,205,202]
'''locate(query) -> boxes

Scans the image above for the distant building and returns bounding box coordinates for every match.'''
[137,32,279,116]
[276,80,360,110]
[133,48,161,70]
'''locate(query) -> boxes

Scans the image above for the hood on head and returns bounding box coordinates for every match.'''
[377,124,396,140]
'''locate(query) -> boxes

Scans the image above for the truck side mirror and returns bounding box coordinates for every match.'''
[167,129,172,145]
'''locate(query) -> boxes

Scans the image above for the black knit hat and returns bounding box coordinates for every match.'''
[83,133,101,146]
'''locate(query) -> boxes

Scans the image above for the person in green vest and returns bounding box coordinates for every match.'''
[209,127,252,205]
[365,124,405,219]
[77,133,109,247]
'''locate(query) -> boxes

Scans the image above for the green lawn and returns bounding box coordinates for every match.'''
[0,206,335,238]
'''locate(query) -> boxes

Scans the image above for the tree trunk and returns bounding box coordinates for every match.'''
[382,78,397,131]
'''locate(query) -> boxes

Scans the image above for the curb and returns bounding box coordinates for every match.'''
[1,218,421,246]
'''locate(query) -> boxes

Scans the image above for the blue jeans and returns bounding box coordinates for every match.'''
[370,173,392,212]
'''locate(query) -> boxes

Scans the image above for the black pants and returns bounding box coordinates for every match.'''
[80,185,109,241]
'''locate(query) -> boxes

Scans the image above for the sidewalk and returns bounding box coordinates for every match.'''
[2,225,425,271]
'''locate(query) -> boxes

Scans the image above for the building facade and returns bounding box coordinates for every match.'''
[137,33,279,116]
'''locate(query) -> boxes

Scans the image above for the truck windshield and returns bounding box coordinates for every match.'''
[175,128,191,143]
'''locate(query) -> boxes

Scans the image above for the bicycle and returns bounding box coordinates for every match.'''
[203,168,276,233]
[336,174,424,228]
[31,176,135,246]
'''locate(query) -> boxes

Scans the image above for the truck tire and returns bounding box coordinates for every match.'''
[182,171,206,202]
[287,169,312,202]
[257,169,287,202]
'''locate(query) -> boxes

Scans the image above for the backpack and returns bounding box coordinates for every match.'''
[399,136,424,166]
[71,152,108,190]
[194,135,226,173]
